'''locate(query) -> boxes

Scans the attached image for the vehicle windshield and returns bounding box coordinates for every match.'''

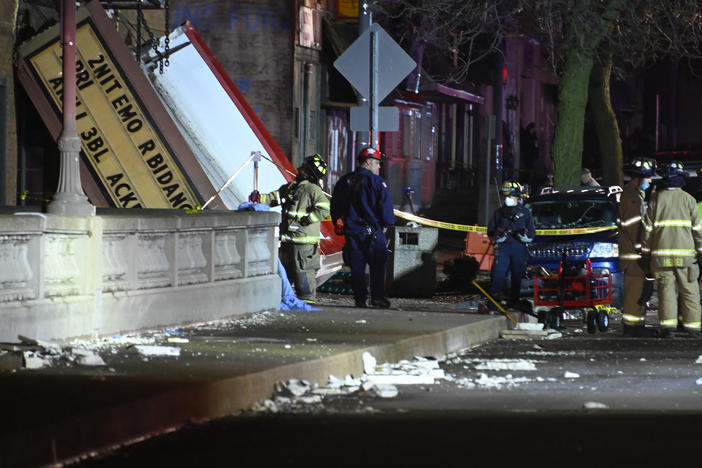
[526,198,617,229]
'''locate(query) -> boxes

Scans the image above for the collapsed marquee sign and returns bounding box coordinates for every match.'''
[16,1,222,210]
[16,1,344,277]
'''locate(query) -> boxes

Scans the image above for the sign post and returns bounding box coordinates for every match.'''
[334,23,416,147]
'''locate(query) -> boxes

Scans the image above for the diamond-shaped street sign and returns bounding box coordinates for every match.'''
[334,23,416,102]
[350,105,399,132]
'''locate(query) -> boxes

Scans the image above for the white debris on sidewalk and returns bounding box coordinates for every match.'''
[358,381,398,398]
[70,348,107,366]
[364,374,435,385]
[472,358,537,371]
[695,355,702,364]
[275,379,312,397]
[501,327,562,340]
[564,371,580,378]
[22,351,49,369]
[129,345,181,357]
[362,352,377,374]
[584,401,609,409]
[456,373,532,390]
[251,353,447,412]
[516,323,544,331]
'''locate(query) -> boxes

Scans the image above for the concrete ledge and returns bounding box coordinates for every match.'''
[0,275,281,341]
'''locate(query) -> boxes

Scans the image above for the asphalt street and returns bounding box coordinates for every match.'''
[72,301,702,468]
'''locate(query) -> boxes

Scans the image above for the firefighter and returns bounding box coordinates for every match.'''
[487,180,536,307]
[640,161,702,338]
[250,154,330,303]
[619,157,657,337]
[330,147,395,308]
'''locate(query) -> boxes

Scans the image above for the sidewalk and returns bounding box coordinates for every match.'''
[0,297,505,468]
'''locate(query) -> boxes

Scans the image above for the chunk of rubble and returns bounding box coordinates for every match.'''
[312,374,362,395]
[76,353,106,366]
[564,371,580,378]
[129,345,181,357]
[359,381,398,398]
[515,322,544,331]
[474,359,537,371]
[22,351,50,369]
[19,335,63,355]
[275,379,312,397]
[362,352,377,374]
[364,373,435,385]
[584,401,609,409]
[501,327,562,340]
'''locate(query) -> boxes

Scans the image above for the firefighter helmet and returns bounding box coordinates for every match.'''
[661,160,686,178]
[358,147,386,162]
[624,157,656,177]
[304,154,328,180]
[500,180,523,197]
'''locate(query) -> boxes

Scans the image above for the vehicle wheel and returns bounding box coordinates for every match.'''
[597,310,609,332]
[586,309,597,334]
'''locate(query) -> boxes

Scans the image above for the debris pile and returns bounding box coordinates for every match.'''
[249,352,448,412]
[0,335,107,371]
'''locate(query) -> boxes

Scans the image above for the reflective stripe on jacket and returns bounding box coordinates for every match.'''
[262,180,330,244]
[618,181,645,263]
[641,187,702,268]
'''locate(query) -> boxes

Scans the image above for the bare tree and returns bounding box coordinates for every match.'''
[378,0,702,186]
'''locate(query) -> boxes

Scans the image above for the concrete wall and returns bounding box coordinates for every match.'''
[0,209,281,341]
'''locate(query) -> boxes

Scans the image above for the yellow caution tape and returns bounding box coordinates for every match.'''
[534,226,617,236]
[394,210,487,232]
[393,209,618,236]
[18,190,51,203]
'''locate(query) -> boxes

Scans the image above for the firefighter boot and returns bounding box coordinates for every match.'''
[658,327,676,339]
[370,298,391,309]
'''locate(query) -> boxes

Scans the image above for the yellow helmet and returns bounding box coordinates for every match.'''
[500,180,523,197]
[304,154,328,179]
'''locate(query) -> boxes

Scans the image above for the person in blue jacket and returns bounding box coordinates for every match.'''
[487,180,535,308]
[331,147,395,308]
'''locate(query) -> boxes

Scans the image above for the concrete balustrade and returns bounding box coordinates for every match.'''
[0,209,281,342]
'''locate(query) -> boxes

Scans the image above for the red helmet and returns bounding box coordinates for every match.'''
[358,147,385,161]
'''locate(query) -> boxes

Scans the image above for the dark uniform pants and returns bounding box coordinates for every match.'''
[490,240,527,304]
[280,242,319,301]
[343,231,388,303]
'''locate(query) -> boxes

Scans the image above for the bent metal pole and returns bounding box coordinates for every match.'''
[48,0,94,216]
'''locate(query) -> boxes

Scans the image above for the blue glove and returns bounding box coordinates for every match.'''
[495,235,507,244]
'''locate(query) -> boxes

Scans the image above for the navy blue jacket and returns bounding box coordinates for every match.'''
[487,205,535,243]
[331,167,395,236]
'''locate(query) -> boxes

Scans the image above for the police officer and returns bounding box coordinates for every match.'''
[330,147,395,308]
[641,161,702,338]
[619,157,657,337]
[487,180,536,307]
[251,154,330,303]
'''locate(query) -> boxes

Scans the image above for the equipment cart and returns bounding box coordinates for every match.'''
[532,256,612,333]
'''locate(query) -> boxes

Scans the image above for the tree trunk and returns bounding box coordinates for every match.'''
[589,54,623,186]
[552,49,594,186]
